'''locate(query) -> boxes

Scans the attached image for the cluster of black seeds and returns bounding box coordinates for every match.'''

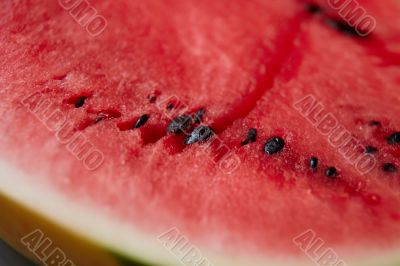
[170,116,400,178]
[261,136,340,179]
[68,93,400,179]
[308,156,338,179]
[169,109,205,129]
[382,131,400,173]
[159,108,215,145]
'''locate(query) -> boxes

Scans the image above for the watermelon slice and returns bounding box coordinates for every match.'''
[1,0,400,265]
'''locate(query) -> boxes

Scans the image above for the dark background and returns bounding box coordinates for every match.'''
[0,240,36,266]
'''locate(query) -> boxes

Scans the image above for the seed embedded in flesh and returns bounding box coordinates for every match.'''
[134,114,149,129]
[74,96,87,108]
[365,146,378,154]
[305,3,322,14]
[184,125,214,145]
[369,120,381,127]
[264,137,285,155]
[166,103,175,110]
[167,115,193,134]
[241,128,257,146]
[309,157,319,170]
[387,132,400,145]
[325,167,337,178]
[382,163,397,173]
[325,18,364,37]
[193,108,205,123]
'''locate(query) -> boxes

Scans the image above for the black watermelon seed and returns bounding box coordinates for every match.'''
[325,167,337,178]
[325,18,364,37]
[167,115,193,134]
[382,163,397,173]
[365,146,378,154]
[134,114,149,129]
[166,103,175,110]
[193,108,205,123]
[74,96,87,108]
[309,157,319,170]
[305,3,322,14]
[264,137,285,155]
[369,120,381,127]
[387,132,400,145]
[241,128,257,146]
[184,125,214,145]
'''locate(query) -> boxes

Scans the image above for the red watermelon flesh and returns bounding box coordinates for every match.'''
[1,0,400,265]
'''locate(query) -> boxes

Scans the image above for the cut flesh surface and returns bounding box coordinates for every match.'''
[1,0,400,266]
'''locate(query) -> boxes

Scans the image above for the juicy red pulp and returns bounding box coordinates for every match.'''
[1,0,400,261]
